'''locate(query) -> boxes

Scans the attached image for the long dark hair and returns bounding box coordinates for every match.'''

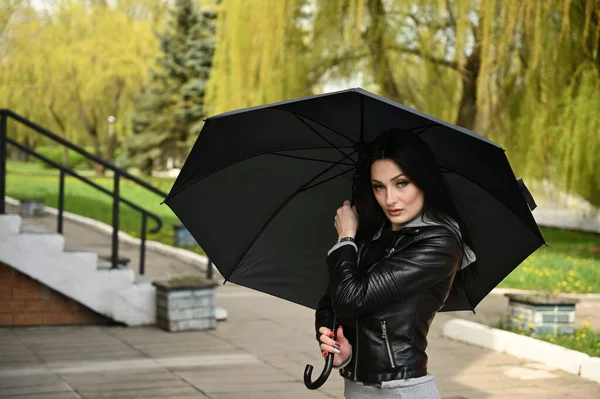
[353,128,476,304]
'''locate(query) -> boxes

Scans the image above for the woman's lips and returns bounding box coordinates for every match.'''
[388,209,402,216]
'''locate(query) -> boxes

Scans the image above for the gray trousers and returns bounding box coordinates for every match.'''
[343,373,441,399]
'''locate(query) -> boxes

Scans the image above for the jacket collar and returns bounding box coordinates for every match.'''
[371,212,477,270]
[371,212,434,241]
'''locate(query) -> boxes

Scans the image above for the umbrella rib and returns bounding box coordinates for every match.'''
[288,112,357,161]
[224,150,358,283]
[271,152,355,167]
[298,167,356,193]
[165,145,354,202]
[413,124,438,135]
[276,107,358,146]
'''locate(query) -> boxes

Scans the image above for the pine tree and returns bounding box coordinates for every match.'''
[126,0,216,174]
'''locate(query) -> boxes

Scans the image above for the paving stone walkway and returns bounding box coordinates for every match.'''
[1,207,599,398]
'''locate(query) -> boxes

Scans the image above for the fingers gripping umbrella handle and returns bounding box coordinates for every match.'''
[304,352,334,390]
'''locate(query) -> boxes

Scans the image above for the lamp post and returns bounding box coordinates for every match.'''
[108,115,116,138]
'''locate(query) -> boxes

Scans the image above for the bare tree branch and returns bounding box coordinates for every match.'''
[387,45,460,71]
[306,51,368,90]
[444,0,457,28]
[406,12,454,31]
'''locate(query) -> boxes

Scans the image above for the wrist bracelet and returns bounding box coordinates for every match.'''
[337,237,355,244]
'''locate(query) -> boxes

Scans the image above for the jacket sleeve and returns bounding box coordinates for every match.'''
[327,227,461,318]
[314,286,336,342]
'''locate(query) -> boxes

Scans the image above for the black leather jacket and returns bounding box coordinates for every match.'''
[315,224,462,384]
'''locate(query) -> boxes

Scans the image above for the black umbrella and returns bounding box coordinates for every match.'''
[164,88,545,389]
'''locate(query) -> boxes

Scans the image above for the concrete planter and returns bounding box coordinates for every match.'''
[173,224,197,247]
[506,293,578,334]
[153,276,218,332]
[19,199,45,217]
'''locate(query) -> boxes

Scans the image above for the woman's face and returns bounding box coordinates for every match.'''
[370,159,424,231]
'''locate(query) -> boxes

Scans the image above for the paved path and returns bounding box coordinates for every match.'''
[1,207,599,398]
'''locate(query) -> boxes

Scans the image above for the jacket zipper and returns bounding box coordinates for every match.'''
[380,320,396,368]
[384,247,395,258]
[353,317,359,381]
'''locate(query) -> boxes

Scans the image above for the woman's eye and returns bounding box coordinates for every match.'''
[396,180,408,187]
[373,184,384,191]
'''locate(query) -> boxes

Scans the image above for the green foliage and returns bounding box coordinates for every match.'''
[0,0,160,168]
[125,0,216,174]
[34,146,94,170]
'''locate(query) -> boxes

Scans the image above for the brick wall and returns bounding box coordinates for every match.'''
[0,263,112,326]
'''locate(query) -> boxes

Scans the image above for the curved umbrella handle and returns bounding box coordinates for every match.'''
[304,352,334,390]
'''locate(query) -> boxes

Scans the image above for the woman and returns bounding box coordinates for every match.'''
[315,129,476,398]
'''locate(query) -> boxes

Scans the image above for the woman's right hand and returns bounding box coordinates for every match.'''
[318,325,351,367]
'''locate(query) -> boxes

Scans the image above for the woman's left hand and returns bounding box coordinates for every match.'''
[334,200,358,239]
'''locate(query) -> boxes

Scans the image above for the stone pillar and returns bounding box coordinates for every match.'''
[153,276,218,332]
[506,293,578,334]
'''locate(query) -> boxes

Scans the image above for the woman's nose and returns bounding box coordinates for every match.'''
[386,191,397,206]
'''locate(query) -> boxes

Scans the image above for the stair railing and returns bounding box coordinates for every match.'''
[0,109,165,275]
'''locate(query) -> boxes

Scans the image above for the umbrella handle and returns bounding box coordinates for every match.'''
[304,352,334,390]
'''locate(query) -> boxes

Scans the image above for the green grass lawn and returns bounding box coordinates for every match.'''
[5,161,197,253]
[5,160,600,291]
[498,228,600,294]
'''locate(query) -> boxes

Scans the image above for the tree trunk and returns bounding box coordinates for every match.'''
[91,132,105,176]
[455,28,482,130]
[364,0,402,102]
[595,5,600,72]
[107,134,117,163]
[141,158,153,176]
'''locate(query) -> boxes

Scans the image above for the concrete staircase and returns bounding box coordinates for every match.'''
[0,214,155,326]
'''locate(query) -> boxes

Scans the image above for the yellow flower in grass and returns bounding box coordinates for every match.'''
[569,270,575,276]
[597,343,600,347]
[518,314,524,320]
[528,323,535,329]
[553,289,560,294]
[580,333,586,338]
[583,320,591,328]
[562,281,568,287]
[549,338,555,343]
[576,337,580,341]
[556,282,562,287]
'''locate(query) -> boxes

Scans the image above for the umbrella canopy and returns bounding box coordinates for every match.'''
[164,87,545,312]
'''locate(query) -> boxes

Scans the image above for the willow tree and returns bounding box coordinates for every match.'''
[497,0,600,205]
[205,0,311,115]
[0,0,160,173]
[207,0,600,206]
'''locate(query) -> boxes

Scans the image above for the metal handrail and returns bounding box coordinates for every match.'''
[0,109,167,275]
